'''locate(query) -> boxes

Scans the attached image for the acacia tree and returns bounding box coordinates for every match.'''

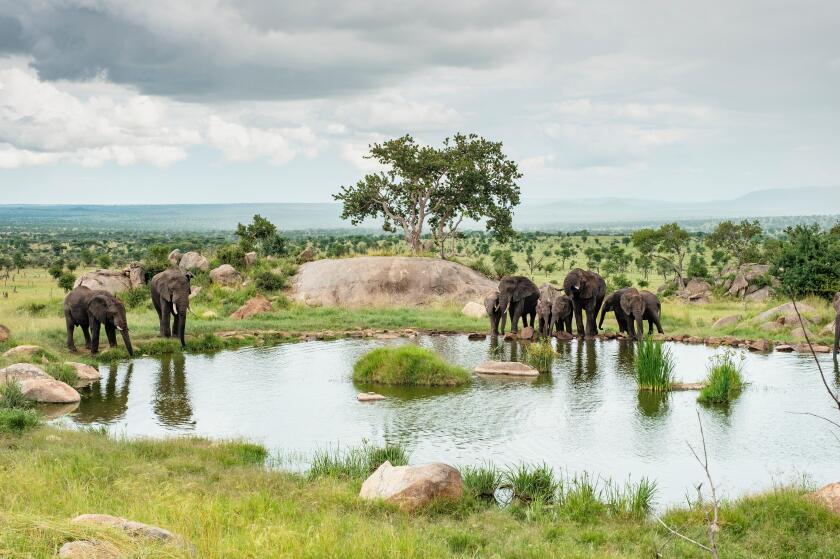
[334,134,521,256]
[705,219,764,267]
[632,223,691,288]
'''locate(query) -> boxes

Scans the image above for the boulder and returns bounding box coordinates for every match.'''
[201,310,218,320]
[754,302,818,326]
[811,482,840,516]
[230,296,273,320]
[244,251,258,269]
[359,461,463,511]
[712,315,741,329]
[209,264,242,287]
[746,340,770,352]
[168,249,182,265]
[822,321,836,335]
[65,362,102,385]
[686,336,703,344]
[127,261,144,288]
[290,256,498,308]
[519,326,535,340]
[760,321,783,332]
[467,333,487,340]
[74,269,134,295]
[178,251,210,272]
[775,344,795,352]
[474,361,539,377]
[2,345,43,359]
[744,286,771,302]
[297,246,316,263]
[0,363,80,404]
[72,514,175,541]
[727,274,749,297]
[791,326,811,339]
[554,330,574,340]
[59,540,120,559]
[0,324,9,342]
[677,279,712,304]
[796,343,831,353]
[462,301,486,318]
[357,392,386,402]
[189,286,202,299]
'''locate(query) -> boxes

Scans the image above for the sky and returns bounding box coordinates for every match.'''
[0,0,838,205]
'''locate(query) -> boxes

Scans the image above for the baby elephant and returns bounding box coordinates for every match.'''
[64,286,134,355]
[620,288,647,341]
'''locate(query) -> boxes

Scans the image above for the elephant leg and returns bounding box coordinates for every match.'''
[90,318,101,354]
[585,305,596,337]
[511,301,523,333]
[160,297,172,337]
[573,306,585,337]
[654,315,664,334]
[565,317,573,334]
[65,314,77,352]
[627,318,636,341]
[81,324,92,349]
[105,324,117,348]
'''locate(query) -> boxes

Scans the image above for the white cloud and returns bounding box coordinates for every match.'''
[334,92,461,132]
[206,117,318,164]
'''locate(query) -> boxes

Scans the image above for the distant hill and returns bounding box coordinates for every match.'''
[1,186,837,233]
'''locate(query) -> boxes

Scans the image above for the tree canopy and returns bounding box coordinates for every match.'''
[705,219,764,266]
[770,224,840,299]
[631,223,691,288]
[333,133,521,256]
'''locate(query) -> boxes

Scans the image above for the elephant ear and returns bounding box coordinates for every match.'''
[87,293,109,321]
[159,283,174,302]
[579,272,599,300]
[513,279,537,302]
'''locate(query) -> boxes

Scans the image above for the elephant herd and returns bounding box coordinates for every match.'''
[63,268,194,356]
[484,268,664,341]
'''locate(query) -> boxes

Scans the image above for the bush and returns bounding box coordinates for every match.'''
[635,338,674,391]
[353,346,470,386]
[771,223,840,299]
[468,257,494,279]
[0,408,40,433]
[698,351,744,404]
[525,340,555,373]
[253,269,287,292]
[491,249,517,279]
[57,271,76,292]
[216,243,247,268]
[120,286,151,309]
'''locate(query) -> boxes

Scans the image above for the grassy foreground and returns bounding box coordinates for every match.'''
[2,427,839,558]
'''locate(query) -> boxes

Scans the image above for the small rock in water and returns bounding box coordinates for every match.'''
[503,332,517,341]
[746,340,770,352]
[474,361,539,377]
[65,362,102,385]
[775,344,795,352]
[519,327,535,340]
[670,382,706,391]
[796,343,831,353]
[467,332,487,340]
[554,331,574,340]
[686,336,703,344]
[357,392,386,402]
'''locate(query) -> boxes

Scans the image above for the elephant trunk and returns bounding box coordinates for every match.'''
[598,302,609,330]
[177,308,187,348]
[498,293,511,334]
[121,329,134,356]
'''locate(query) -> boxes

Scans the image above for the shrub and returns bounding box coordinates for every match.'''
[0,408,40,433]
[461,464,502,499]
[491,249,517,279]
[120,286,151,309]
[57,271,76,292]
[468,257,494,278]
[635,338,674,391]
[525,340,555,373]
[698,351,744,404]
[353,346,470,386]
[216,243,247,268]
[21,302,48,316]
[254,269,287,292]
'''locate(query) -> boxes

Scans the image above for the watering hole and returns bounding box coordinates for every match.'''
[59,335,839,506]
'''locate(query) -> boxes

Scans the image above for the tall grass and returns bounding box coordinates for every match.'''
[505,463,559,503]
[44,363,78,386]
[525,340,555,373]
[353,346,470,386]
[461,464,502,499]
[0,381,32,410]
[698,351,744,404]
[0,381,39,434]
[309,441,409,480]
[634,337,674,391]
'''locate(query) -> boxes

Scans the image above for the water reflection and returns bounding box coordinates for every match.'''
[153,353,194,428]
[74,362,133,423]
[572,340,598,384]
[616,340,636,375]
[637,391,668,417]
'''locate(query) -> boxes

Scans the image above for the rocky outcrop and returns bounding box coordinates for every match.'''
[0,324,10,342]
[753,302,818,327]
[2,345,43,359]
[359,461,463,511]
[720,263,776,299]
[811,482,840,516]
[676,278,712,304]
[72,514,176,541]
[189,286,202,299]
[297,246,315,263]
[244,251,258,269]
[74,263,145,295]
[65,362,102,385]
[0,363,80,404]
[209,264,242,287]
[461,301,486,318]
[712,315,741,329]
[290,256,498,307]
[178,251,210,272]
[59,540,120,559]
[230,296,273,320]
[474,361,539,377]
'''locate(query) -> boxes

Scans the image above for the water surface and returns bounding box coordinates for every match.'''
[63,336,840,506]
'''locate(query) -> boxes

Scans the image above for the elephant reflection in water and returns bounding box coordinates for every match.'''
[572,339,598,383]
[74,362,133,424]
[153,353,195,429]
[616,340,636,375]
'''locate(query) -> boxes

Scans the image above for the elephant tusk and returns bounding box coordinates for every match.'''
[172,305,178,315]
[116,326,123,332]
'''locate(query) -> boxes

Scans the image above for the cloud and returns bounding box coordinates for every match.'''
[334,92,461,132]
[206,117,319,164]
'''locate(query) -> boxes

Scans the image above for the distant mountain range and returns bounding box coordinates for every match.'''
[1,186,837,233]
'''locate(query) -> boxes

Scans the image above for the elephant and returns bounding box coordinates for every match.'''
[497,275,540,334]
[551,294,574,335]
[598,288,631,333]
[485,291,503,336]
[563,268,606,337]
[64,286,133,355]
[150,268,192,348]
[833,292,840,357]
[620,288,646,340]
[640,290,665,336]
[536,283,560,336]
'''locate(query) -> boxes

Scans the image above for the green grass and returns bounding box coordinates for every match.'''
[635,338,675,391]
[1,427,840,557]
[309,442,409,480]
[0,381,32,410]
[525,340,556,372]
[43,362,78,385]
[460,464,502,499]
[353,346,471,386]
[0,408,41,434]
[698,351,745,404]
[505,463,560,503]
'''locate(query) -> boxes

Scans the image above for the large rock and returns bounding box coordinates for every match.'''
[677,279,712,304]
[712,315,741,329]
[297,246,315,263]
[461,301,486,318]
[811,482,840,516]
[209,264,242,287]
[0,324,10,342]
[168,249,183,265]
[178,251,210,272]
[244,251,258,269]
[65,362,102,385]
[744,286,771,302]
[754,302,818,326]
[2,345,43,359]
[0,363,80,404]
[359,461,463,510]
[74,263,145,295]
[474,361,539,377]
[59,540,120,559]
[230,296,273,320]
[727,274,749,297]
[72,514,175,541]
[290,256,498,307]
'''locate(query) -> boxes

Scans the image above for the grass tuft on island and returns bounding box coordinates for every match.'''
[698,351,745,404]
[635,337,675,392]
[353,345,471,386]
